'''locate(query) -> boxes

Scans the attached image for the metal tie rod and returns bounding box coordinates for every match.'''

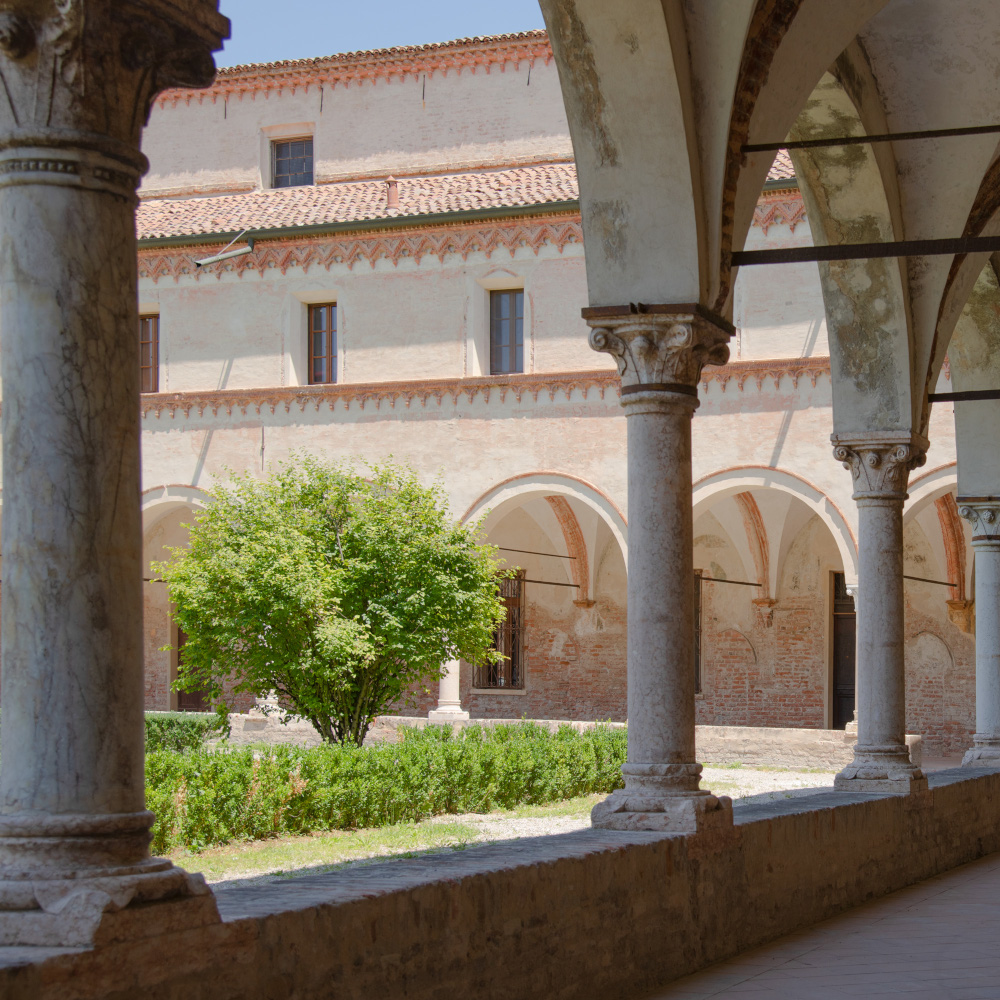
[929,389,1000,403]
[732,234,1000,267]
[743,122,1000,154]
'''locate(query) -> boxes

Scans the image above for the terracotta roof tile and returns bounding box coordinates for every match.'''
[218,30,549,75]
[768,149,795,181]
[137,157,797,242]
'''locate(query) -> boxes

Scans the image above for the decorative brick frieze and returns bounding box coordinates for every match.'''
[753,190,806,234]
[155,30,554,107]
[139,357,835,420]
[138,214,583,281]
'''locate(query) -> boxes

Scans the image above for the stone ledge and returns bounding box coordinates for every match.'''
[2,767,999,999]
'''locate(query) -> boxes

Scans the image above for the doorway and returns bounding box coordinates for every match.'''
[831,572,856,730]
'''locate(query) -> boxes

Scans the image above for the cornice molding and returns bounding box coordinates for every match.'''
[139,357,833,420]
[156,32,553,107]
[137,214,583,281]
[141,369,618,419]
[700,356,829,391]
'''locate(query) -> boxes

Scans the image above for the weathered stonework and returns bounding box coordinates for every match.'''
[959,500,1000,765]
[586,308,734,832]
[0,0,228,949]
[831,436,928,793]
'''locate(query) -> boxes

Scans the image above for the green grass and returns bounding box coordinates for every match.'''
[170,793,603,883]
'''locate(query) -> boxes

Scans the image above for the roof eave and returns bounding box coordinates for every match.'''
[137,199,581,250]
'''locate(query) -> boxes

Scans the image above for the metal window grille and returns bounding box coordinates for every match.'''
[694,570,703,695]
[308,303,337,384]
[140,315,159,393]
[272,137,314,188]
[489,289,524,374]
[474,572,526,689]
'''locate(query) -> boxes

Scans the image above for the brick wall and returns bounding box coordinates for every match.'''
[461,594,628,721]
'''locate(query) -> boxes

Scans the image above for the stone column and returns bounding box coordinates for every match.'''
[0,0,229,948]
[832,435,927,793]
[428,660,470,723]
[585,305,734,832]
[959,501,1000,765]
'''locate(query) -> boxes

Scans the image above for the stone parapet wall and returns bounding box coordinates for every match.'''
[3,768,997,998]
[220,713,922,770]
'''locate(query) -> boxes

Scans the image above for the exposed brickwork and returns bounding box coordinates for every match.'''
[904,596,974,755]
[696,590,826,730]
[460,595,627,722]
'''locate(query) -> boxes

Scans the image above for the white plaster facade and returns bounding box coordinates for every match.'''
[123,32,971,752]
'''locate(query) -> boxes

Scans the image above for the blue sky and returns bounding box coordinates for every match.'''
[216,1,547,67]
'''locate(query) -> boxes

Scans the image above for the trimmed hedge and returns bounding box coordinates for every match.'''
[145,712,225,752]
[146,722,626,854]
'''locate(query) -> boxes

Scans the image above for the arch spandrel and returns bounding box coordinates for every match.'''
[787,72,916,435]
[949,260,1000,498]
[539,0,703,304]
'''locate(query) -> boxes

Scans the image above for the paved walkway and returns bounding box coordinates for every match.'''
[646,850,1000,999]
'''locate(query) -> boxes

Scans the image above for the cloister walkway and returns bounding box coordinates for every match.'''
[647,848,1000,999]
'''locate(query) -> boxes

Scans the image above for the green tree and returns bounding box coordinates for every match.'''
[156,456,506,745]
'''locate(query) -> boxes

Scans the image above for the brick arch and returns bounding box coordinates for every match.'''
[544,495,592,606]
[693,466,857,583]
[462,471,628,570]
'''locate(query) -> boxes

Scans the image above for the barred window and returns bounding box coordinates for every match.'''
[140,315,159,393]
[474,571,526,689]
[272,137,313,188]
[489,289,524,375]
[308,303,337,385]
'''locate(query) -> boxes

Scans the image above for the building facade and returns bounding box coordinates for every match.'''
[133,31,971,753]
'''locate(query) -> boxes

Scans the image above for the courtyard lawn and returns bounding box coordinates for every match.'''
[171,766,838,886]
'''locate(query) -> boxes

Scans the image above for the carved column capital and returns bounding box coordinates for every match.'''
[958,499,1000,544]
[0,0,228,196]
[831,435,927,501]
[583,305,732,397]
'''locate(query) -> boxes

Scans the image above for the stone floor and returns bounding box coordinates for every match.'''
[646,849,1000,999]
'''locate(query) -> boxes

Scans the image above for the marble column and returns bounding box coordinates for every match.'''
[959,501,1000,765]
[832,435,928,793]
[428,660,470,722]
[585,306,734,832]
[0,0,229,948]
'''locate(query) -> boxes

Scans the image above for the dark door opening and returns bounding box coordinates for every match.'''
[832,572,856,730]
[175,625,211,712]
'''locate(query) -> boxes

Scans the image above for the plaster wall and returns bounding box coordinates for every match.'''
[141,57,573,196]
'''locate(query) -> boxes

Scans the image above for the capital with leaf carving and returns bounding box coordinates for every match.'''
[831,433,928,502]
[0,0,229,198]
[958,499,1000,544]
[583,303,733,398]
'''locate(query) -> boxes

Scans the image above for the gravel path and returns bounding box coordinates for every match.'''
[431,766,838,843]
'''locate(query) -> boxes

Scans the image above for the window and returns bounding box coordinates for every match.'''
[474,571,526,689]
[490,289,524,374]
[272,137,313,188]
[308,303,337,384]
[140,315,159,393]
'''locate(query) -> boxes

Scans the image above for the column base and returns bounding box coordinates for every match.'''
[0,810,220,947]
[962,737,1000,767]
[591,763,734,833]
[834,744,927,793]
[427,706,470,723]
[0,866,219,948]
